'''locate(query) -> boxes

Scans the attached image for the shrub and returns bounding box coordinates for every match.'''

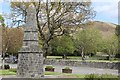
[62,67,72,73]
[100,74,118,78]
[85,74,119,80]
[45,65,55,72]
[63,67,71,70]
[85,74,100,80]
[5,65,10,69]
[45,66,54,69]
[1,65,10,69]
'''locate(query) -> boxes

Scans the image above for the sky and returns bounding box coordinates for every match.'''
[0,0,119,27]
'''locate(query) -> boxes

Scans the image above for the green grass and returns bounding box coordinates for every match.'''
[0,69,85,78]
[44,71,61,75]
[47,56,120,62]
[0,69,119,78]
[47,56,62,59]
[44,71,85,78]
[0,69,84,78]
[62,73,85,78]
[0,70,16,75]
[47,56,81,59]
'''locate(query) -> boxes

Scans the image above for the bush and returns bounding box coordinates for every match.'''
[62,67,72,73]
[45,66,55,72]
[84,74,119,80]
[85,74,100,80]
[45,66,54,69]
[100,74,118,78]
[115,54,120,58]
[1,65,10,69]
[5,65,10,69]
[63,67,71,70]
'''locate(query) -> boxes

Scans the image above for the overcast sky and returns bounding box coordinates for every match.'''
[0,0,119,26]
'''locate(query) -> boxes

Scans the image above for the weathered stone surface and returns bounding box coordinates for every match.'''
[17,4,43,78]
[44,59,120,70]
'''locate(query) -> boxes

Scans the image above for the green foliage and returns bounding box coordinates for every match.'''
[0,70,16,75]
[50,35,75,55]
[57,35,75,54]
[63,67,71,70]
[1,65,10,69]
[0,15,5,26]
[116,25,120,54]
[75,27,102,54]
[0,15,4,22]
[85,74,119,80]
[9,68,17,73]
[101,34,118,56]
[45,66,54,69]
[85,74,100,79]
[116,25,120,36]
[44,71,61,75]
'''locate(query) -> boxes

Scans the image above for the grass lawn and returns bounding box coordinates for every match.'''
[0,70,16,75]
[0,69,119,78]
[0,69,85,78]
[44,71,61,75]
[47,56,120,62]
[44,71,85,78]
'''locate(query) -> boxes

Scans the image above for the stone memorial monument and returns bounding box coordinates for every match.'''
[17,4,43,78]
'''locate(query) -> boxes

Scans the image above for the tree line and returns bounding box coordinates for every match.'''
[1,23,119,61]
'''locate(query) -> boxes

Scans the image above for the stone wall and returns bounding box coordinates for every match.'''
[44,59,120,70]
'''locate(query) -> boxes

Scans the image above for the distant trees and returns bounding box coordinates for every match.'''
[74,28,102,60]
[50,35,75,59]
[115,25,120,58]
[49,26,119,60]
[2,27,23,54]
[1,27,23,69]
[101,34,118,60]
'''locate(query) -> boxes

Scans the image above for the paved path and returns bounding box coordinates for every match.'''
[0,63,118,75]
[50,65,118,75]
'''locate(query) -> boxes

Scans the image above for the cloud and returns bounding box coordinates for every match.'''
[93,0,119,18]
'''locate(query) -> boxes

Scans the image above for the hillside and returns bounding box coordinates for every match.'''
[81,21,117,38]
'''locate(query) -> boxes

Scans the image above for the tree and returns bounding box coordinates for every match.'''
[101,34,118,60]
[74,28,102,60]
[11,0,95,58]
[1,27,23,69]
[0,15,5,27]
[116,25,120,57]
[0,15,5,55]
[50,35,75,59]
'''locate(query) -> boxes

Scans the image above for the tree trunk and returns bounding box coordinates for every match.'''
[107,50,111,60]
[107,54,111,60]
[81,48,85,61]
[43,49,48,58]
[2,52,5,69]
[43,42,49,58]
[2,58,5,69]
[62,54,67,59]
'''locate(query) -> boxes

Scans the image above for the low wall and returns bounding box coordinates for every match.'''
[44,59,120,70]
